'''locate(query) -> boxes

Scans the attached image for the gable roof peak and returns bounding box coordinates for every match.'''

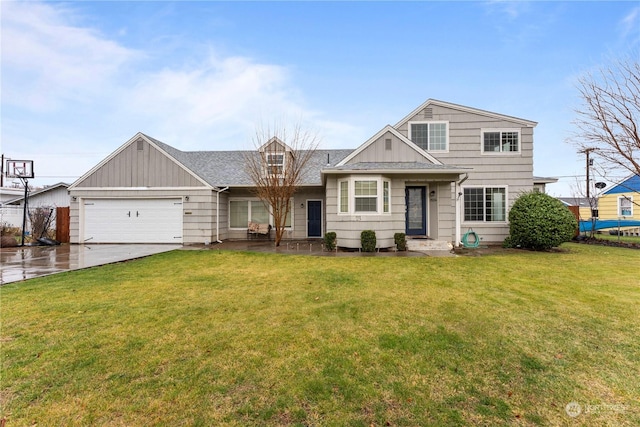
[394,98,537,128]
[336,124,443,167]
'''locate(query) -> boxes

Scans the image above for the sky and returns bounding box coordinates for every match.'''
[1,0,639,196]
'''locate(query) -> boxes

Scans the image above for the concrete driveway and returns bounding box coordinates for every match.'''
[0,244,181,285]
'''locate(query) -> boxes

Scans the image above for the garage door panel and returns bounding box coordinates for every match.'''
[84,199,183,243]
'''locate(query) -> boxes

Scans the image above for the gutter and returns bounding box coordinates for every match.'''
[455,173,469,247]
[214,187,229,243]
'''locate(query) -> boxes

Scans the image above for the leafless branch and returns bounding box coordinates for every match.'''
[244,121,320,246]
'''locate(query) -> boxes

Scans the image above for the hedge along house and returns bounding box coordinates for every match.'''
[69,99,543,248]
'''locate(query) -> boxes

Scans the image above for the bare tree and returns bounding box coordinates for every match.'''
[570,56,640,177]
[244,122,320,246]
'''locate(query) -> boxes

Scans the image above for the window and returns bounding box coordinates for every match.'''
[229,199,292,228]
[339,181,349,213]
[482,130,520,153]
[409,122,448,151]
[383,181,390,213]
[464,187,507,222]
[619,196,633,217]
[250,201,269,223]
[266,153,284,175]
[355,180,377,212]
[338,177,391,214]
[230,200,248,228]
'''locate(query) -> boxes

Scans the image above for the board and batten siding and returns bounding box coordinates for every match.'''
[348,131,429,164]
[74,138,206,188]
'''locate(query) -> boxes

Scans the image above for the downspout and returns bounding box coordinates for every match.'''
[214,186,229,243]
[455,174,469,247]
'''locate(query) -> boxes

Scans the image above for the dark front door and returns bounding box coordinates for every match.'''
[307,200,322,237]
[405,187,427,236]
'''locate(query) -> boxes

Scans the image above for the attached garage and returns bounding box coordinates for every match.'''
[82,198,183,243]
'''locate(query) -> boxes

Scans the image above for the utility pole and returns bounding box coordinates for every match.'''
[582,148,596,200]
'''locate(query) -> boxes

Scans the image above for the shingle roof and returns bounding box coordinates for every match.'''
[146,134,352,186]
[324,162,470,172]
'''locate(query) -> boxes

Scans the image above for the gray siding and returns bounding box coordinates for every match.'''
[69,188,216,244]
[224,187,324,241]
[74,139,206,188]
[347,130,429,164]
[396,104,535,243]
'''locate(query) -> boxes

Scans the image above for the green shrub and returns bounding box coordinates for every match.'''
[324,232,337,251]
[508,191,578,250]
[394,232,406,251]
[361,230,376,252]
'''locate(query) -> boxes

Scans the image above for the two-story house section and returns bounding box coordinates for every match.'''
[324,99,536,248]
[69,98,540,248]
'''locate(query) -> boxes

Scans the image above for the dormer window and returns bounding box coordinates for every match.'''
[266,153,284,175]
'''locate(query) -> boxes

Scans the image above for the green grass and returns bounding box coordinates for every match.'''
[1,244,639,426]
[591,232,640,244]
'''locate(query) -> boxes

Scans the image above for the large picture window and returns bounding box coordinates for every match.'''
[229,199,291,228]
[409,122,448,151]
[464,187,507,222]
[482,130,520,153]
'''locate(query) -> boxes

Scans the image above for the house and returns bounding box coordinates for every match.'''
[4,182,71,208]
[598,175,639,220]
[1,182,71,232]
[533,176,558,193]
[558,197,595,221]
[69,99,547,248]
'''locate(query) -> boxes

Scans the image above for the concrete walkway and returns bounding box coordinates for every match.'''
[0,244,181,285]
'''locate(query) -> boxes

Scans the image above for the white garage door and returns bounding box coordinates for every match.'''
[83,199,183,243]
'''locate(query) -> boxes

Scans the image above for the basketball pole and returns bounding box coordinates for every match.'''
[20,178,29,247]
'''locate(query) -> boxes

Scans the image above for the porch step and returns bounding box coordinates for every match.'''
[406,238,453,252]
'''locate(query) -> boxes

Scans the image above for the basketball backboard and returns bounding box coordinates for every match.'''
[5,160,34,179]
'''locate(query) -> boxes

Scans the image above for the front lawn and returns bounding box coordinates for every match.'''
[1,244,638,426]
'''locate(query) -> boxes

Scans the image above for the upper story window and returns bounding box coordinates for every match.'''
[619,196,633,217]
[408,121,448,151]
[482,130,520,153]
[266,153,284,175]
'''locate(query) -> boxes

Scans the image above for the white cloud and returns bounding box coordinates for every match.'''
[1,1,359,186]
[619,6,640,45]
[1,1,137,111]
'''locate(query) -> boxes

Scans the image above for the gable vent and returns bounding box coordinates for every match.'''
[423,108,433,119]
[136,139,144,151]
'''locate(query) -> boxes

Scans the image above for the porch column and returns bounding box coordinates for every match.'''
[454,181,461,247]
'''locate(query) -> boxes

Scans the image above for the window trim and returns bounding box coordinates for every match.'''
[337,176,391,215]
[480,129,521,154]
[265,152,285,176]
[408,121,449,152]
[462,186,509,223]
[618,196,633,217]
[229,197,293,230]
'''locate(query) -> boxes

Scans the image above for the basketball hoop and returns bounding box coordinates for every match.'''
[5,160,34,179]
[4,159,34,246]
